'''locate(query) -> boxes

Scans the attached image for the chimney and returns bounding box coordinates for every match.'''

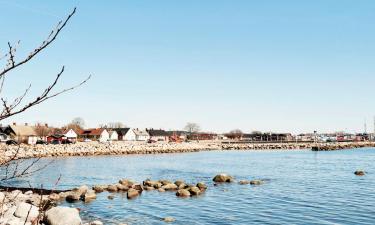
[25,123,28,126]
[13,122,16,126]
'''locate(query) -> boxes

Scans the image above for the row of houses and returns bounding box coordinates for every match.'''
[0,124,191,144]
[1,123,373,145]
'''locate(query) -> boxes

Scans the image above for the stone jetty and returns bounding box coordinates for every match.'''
[1,141,374,162]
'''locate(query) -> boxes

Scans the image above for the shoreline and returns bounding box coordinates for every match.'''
[1,141,375,162]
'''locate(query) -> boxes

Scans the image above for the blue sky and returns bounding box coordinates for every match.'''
[0,0,374,134]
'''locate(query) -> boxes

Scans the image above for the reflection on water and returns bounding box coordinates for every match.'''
[8,149,375,224]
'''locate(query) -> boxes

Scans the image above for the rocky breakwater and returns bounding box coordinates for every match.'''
[0,142,221,162]
[311,142,375,151]
[221,142,314,150]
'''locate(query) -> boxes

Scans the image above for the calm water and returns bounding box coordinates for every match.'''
[9,148,375,225]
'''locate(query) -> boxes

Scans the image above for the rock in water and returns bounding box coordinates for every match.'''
[65,192,81,202]
[93,185,106,193]
[188,187,201,196]
[213,174,234,183]
[83,190,97,202]
[162,183,178,191]
[107,185,118,192]
[174,180,185,187]
[250,180,264,185]
[44,207,82,225]
[49,193,60,201]
[119,179,134,187]
[239,180,250,185]
[14,202,39,222]
[163,217,175,223]
[127,188,139,199]
[176,189,191,197]
[196,182,207,190]
[354,170,366,176]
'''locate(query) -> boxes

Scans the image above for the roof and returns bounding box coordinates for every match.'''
[108,130,118,135]
[147,129,168,137]
[133,129,149,136]
[113,128,130,136]
[82,128,106,136]
[9,125,37,136]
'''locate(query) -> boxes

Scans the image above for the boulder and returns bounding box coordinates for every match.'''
[160,180,172,185]
[174,180,185,187]
[49,193,60,201]
[250,180,264,185]
[178,183,187,190]
[72,185,88,196]
[89,220,103,225]
[132,184,143,193]
[107,195,114,200]
[188,187,201,196]
[44,207,82,225]
[213,174,234,183]
[158,188,166,192]
[116,184,129,191]
[354,170,366,176]
[176,189,190,197]
[127,188,139,199]
[145,186,155,191]
[107,185,118,192]
[83,190,97,202]
[239,180,250,185]
[163,217,175,223]
[119,179,134,187]
[14,202,39,222]
[162,183,178,191]
[65,192,80,203]
[0,192,5,202]
[92,185,106,193]
[196,182,207,190]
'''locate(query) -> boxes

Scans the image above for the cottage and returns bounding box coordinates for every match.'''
[4,124,37,144]
[147,129,169,142]
[133,129,150,141]
[108,130,118,141]
[50,128,78,143]
[113,128,136,141]
[81,128,109,142]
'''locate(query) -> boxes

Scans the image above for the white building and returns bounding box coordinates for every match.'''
[109,130,118,141]
[133,129,150,141]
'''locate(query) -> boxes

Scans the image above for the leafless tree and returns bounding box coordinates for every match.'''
[34,123,51,139]
[226,129,243,140]
[70,117,85,128]
[184,122,201,134]
[0,7,89,183]
[105,122,126,129]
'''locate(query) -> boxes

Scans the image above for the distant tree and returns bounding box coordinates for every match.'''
[71,117,85,128]
[34,123,51,138]
[227,129,243,139]
[106,122,126,129]
[184,122,201,134]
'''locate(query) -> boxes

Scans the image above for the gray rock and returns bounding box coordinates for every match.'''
[239,180,250,185]
[83,190,96,202]
[13,202,39,222]
[44,207,82,225]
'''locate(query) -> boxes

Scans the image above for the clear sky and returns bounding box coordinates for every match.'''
[0,0,374,134]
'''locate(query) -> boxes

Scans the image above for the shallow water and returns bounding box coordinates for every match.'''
[8,148,375,225]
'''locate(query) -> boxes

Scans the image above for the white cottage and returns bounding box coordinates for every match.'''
[108,130,118,141]
[133,129,150,141]
[81,128,109,142]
